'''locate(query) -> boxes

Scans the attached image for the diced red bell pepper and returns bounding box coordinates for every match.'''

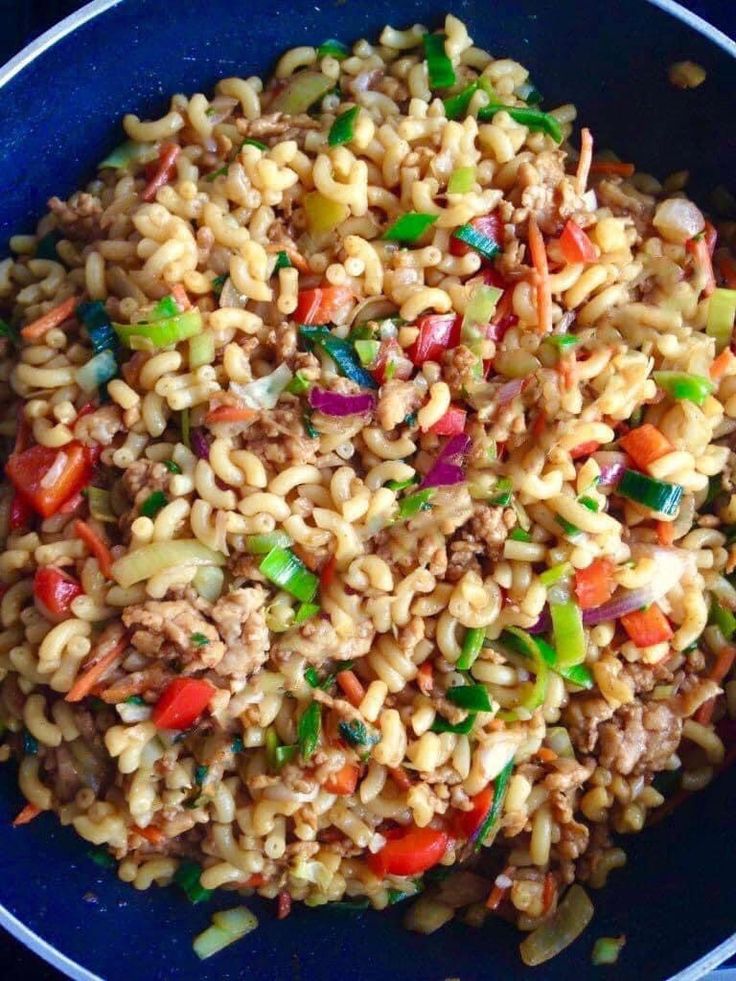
[294,286,354,325]
[429,405,467,435]
[323,762,360,795]
[407,314,460,365]
[450,213,502,257]
[372,338,413,384]
[619,424,673,471]
[33,566,84,622]
[9,493,34,531]
[621,604,673,647]
[6,441,93,518]
[559,220,597,264]
[367,825,449,877]
[450,785,493,839]
[320,554,337,590]
[574,558,616,610]
[569,440,600,460]
[152,678,214,730]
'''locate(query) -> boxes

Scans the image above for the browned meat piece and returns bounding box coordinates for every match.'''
[668,675,721,718]
[42,743,82,803]
[73,404,124,446]
[239,112,321,144]
[275,616,374,665]
[564,695,616,754]
[376,379,423,431]
[210,587,270,679]
[121,459,171,509]
[467,503,508,559]
[48,192,103,242]
[122,600,226,670]
[240,406,318,468]
[443,344,479,396]
[598,702,682,776]
[266,323,298,361]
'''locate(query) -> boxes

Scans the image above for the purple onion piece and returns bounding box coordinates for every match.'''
[419,433,471,489]
[594,451,628,488]
[529,584,662,636]
[497,378,526,406]
[308,387,376,417]
[190,427,211,459]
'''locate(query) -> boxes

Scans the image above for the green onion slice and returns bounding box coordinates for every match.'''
[140,490,167,518]
[114,308,203,350]
[550,600,586,667]
[297,701,321,760]
[706,288,736,351]
[383,211,439,243]
[328,106,359,146]
[259,546,319,603]
[245,531,293,555]
[452,223,501,260]
[430,713,476,734]
[423,33,456,89]
[477,103,562,143]
[447,166,476,194]
[653,370,715,405]
[446,684,493,712]
[396,488,435,521]
[618,469,683,517]
[475,758,513,849]
[456,626,486,671]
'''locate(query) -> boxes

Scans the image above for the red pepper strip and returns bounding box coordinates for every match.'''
[141,143,181,202]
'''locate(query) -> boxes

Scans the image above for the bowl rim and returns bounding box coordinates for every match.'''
[0,0,733,978]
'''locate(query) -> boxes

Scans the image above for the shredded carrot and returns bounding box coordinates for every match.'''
[12,802,42,827]
[486,865,514,910]
[65,635,127,703]
[569,440,600,460]
[21,295,78,342]
[388,767,412,791]
[710,348,736,381]
[575,127,593,194]
[536,747,558,763]
[132,824,165,845]
[542,872,556,914]
[589,160,635,177]
[656,520,675,547]
[336,669,365,708]
[267,242,310,274]
[170,284,192,310]
[417,660,434,696]
[74,519,114,578]
[687,234,716,297]
[528,216,551,335]
[531,410,546,439]
[695,646,736,725]
[558,355,577,391]
[204,403,257,425]
[141,143,181,202]
[323,762,360,795]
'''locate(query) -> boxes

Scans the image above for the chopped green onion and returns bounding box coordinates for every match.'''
[618,469,683,516]
[302,410,319,439]
[557,515,582,538]
[297,701,321,760]
[396,488,435,521]
[338,719,379,748]
[74,349,118,393]
[140,490,168,518]
[497,626,549,719]
[385,476,419,492]
[463,284,502,332]
[194,764,209,786]
[286,371,311,395]
[706,473,722,506]
[453,224,501,260]
[591,936,626,966]
[181,408,191,449]
[383,212,439,243]
[87,486,116,524]
[299,325,378,389]
[193,907,258,960]
[545,334,579,351]
[114,308,203,350]
[653,370,715,406]
[242,138,267,151]
[447,166,476,194]
[88,847,116,869]
[550,600,586,666]
[245,531,293,555]
[443,82,479,120]
[457,627,486,670]
[422,33,456,89]
[304,666,320,688]
[259,546,319,603]
[211,274,226,296]
[317,39,349,61]
[231,736,244,754]
[578,495,599,512]
[706,288,736,351]
[539,562,572,587]
[164,459,182,474]
[36,229,63,261]
[709,599,736,640]
[430,713,476,734]
[175,859,213,904]
[475,758,513,849]
[275,744,297,768]
[509,527,532,542]
[477,103,562,143]
[515,80,543,105]
[328,106,359,146]
[205,165,228,182]
[23,730,38,755]
[354,339,380,365]
[190,632,210,648]
[446,684,493,712]
[274,250,292,271]
[189,331,215,369]
[98,140,156,170]
[528,635,594,689]
[0,319,19,344]
[490,477,513,506]
[271,70,334,114]
[294,601,320,624]
[265,727,280,770]
[151,295,180,320]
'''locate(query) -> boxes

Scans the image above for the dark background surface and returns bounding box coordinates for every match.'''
[0,1,733,979]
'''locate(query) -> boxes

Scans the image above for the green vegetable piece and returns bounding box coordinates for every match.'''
[140,490,167,518]
[317,39,349,61]
[578,495,599,512]
[259,546,319,603]
[591,936,626,966]
[706,288,736,351]
[211,274,226,297]
[113,308,203,350]
[164,459,182,474]
[151,294,180,320]
[422,33,456,89]
[88,847,116,869]
[274,250,292,271]
[475,758,514,849]
[36,230,62,261]
[477,103,562,143]
[385,476,419,492]
[490,477,513,507]
[299,326,378,389]
[181,407,191,449]
[452,223,501,260]
[0,319,19,344]
[443,81,479,120]
[205,165,228,183]
[354,339,380,365]
[275,744,297,768]
[338,719,379,748]
[653,370,715,406]
[551,600,586,667]
[242,138,267,151]
[271,70,334,114]
[539,562,572,587]
[328,105,359,146]
[286,370,310,395]
[245,531,293,555]
[396,488,435,521]
[557,515,582,538]
[710,599,736,640]
[509,527,532,542]
[175,859,213,904]
[446,684,493,712]
[618,469,683,517]
[125,695,145,706]
[294,601,320,624]
[430,713,476,734]
[516,80,543,105]
[304,666,320,688]
[447,166,476,194]
[297,701,321,760]
[456,626,486,671]
[545,334,579,351]
[190,632,210,648]
[23,730,38,755]
[383,212,439,243]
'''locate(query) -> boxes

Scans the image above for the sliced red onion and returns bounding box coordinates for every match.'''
[420,433,471,489]
[497,378,526,405]
[594,451,628,488]
[308,387,376,417]
[191,427,211,459]
[206,96,238,125]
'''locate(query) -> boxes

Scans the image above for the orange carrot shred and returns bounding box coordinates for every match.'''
[576,127,593,194]
[417,660,434,696]
[528,216,551,335]
[711,348,736,381]
[21,295,78,341]
[205,404,257,425]
[695,646,736,725]
[74,519,114,578]
[13,802,42,827]
[656,520,676,547]
[536,747,558,763]
[486,866,514,910]
[170,284,192,310]
[336,669,365,708]
[132,824,165,845]
[141,143,181,202]
[65,636,127,703]
[688,235,716,297]
[542,872,556,913]
[589,160,635,177]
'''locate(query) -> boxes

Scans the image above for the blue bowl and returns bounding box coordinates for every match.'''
[0,2,735,978]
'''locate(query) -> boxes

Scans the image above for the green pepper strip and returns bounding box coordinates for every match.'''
[474,758,514,850]
[297,702,321,760]
[383,212,439,243]
[328,106,359,146]
[422,33,456,89]
[456,626,486,670]
[477,103,562,143]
